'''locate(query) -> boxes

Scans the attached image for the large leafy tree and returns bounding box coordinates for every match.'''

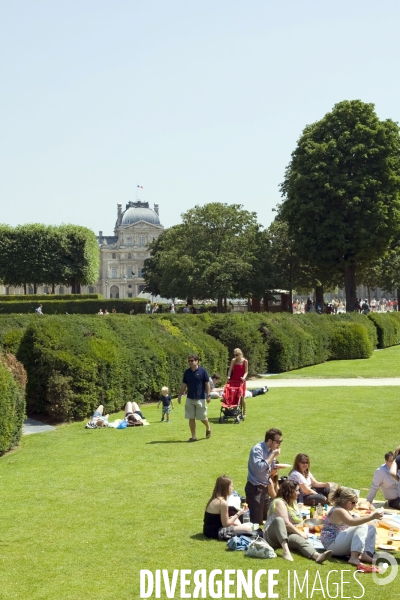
[143,202,262,309]
[0,224,99,293]
[279,100,400,311]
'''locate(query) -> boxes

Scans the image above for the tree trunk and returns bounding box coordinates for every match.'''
[315,285,324,308]
[77,282,81,294]
[33,283,37,294]
[345,264,357,312]
[52,283,55,294]
[252,297,261,313]
[24,283,27,295]
[187,297,193,306]
[263,294,269,312]
[289,288,293,314]
[70,278,76,294]
[217,296,223,313]
[397,289,400,312]
[223,297,227,313]
[367,286,371,304]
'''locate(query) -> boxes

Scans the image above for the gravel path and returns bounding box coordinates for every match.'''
[23,418,55,435]
[251,377,400,388]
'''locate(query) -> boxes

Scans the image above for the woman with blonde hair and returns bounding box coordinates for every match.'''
[227,348,248,418]
[203,475,252,540]
[320,486,383,566]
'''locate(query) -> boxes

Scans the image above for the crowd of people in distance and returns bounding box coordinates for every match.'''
[293,297,398,315]
[203,428,400,568]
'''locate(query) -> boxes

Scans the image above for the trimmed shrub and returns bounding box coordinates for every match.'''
[368,312,400,348]
[329,322,373,359]
[205,314,266,376]
[0,298,148,315]
[0,294,101,301]
[0,354,26,454]
[335,312,378,349]
[16,315,227,420]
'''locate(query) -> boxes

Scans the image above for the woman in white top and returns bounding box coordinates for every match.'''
[289,453,330,506]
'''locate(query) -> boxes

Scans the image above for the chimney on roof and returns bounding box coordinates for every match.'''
[99,231,103,237]
[117,204,122,226]
[154,203,159,215]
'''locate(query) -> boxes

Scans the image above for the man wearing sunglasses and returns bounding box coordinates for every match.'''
[245,428,283,524]
[178,353,211,442]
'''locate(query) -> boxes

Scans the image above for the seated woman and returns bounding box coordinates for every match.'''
[203,476,252,540]
[289,453,330,505]
[85,405,110,428]
[227,348,248,418]
[320,486,383,566]
[124,401,146,426]
[263,479,332,563]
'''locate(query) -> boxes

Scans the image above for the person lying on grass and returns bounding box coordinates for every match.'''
[203,475,253,541]
[288,453,331,506]
[263,479,332,563]
[85,405,111,428]
[320,486,383,566]
[124,401,146,426]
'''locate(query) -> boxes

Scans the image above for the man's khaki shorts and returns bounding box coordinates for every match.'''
[185,398,207,420]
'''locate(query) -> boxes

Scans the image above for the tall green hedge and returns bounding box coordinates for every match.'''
[16,315,227,420]
[368,312,400,348]
[0,299,149,315]
[0,294,101,301]
[0,355,26,455]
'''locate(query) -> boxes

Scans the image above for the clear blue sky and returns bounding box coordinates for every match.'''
[1,0,400,235]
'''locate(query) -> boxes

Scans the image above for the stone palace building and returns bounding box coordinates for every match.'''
[0,200,164,298]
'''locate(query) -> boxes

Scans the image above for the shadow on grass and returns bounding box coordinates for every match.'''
[190,533,210,542]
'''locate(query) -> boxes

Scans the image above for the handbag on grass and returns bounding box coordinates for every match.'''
[245,536,276,559]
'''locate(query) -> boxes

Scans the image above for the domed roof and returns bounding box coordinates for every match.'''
[121,201,160,226]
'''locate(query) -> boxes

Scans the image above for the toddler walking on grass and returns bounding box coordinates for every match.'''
[158,386,174,423]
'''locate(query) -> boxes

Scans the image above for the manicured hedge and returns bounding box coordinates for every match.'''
[368,312,400,348]
[0,299,149,315]
[329,322,374,360]
[0,354,26,455]
[0,294,101,301]
[16,315,227,420]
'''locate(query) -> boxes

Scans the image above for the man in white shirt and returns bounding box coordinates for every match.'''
[367,452,400,509]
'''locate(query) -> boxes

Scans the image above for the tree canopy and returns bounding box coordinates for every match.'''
[143,202,267,307]
[279,100,400,311]
[0,224,99,293]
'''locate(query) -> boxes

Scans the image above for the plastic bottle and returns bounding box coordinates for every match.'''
[309,500,316,519]
[316,503,323,517]
[242,503,250,524]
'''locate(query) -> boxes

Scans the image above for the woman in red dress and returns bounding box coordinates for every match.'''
[227,348,248,418]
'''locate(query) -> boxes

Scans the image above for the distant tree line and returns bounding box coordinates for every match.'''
[0,224,99,294]
[144,100,400,312]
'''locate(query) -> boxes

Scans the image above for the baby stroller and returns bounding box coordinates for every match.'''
[219,381,245,424]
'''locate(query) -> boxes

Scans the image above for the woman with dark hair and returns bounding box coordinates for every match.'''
[203,476,252,540]
[263,480,332,563]
[320,486,383,566]
[289,453,330,505]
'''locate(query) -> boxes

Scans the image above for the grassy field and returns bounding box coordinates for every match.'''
[1,387,400,599]
[270,345,400,378]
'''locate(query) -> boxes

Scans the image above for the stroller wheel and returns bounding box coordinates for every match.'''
[219,417,223,424]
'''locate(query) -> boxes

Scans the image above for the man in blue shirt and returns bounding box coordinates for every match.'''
[178,353,211,442]
[245,428,283,524]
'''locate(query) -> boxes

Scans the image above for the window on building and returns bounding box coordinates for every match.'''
[111,267,117,279]
[128,292,133,298]
[127,238,132,247]
[43,286,49,294]
[138,268,143,278]
[28,286,34,294]
[126,265,132,278]
[128,253,132,259]
[88,286,96,293]
[138,235,145,247]
[59,287,64,294]
[112,253,116,259]
[5,286,9,295]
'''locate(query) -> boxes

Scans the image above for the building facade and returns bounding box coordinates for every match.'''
[0,201,164,297]
[97,201,163,298]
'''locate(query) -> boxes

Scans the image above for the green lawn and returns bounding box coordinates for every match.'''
[1,388,399,599]
[270,345,400,378]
